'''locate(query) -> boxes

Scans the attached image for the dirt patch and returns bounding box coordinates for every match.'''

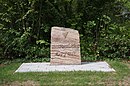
[0,64,5,67]
[126,62,130,68]
[123,61,130,69]
[98,77,130,86]
[3,80,40,86]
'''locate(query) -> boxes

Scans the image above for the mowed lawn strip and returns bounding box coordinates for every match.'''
[0,61,130,86]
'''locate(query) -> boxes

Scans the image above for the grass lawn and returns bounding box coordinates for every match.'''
[0,60,130,86]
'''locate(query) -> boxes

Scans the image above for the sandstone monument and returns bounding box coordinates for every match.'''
[50,27,81,65]
[15,27,115,73]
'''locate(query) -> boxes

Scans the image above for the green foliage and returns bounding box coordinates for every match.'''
[99,24,130,59]
[0,0,130,61]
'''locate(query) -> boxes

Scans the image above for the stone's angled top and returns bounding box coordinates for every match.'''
[51,26,81,65]
[51,26,80,43]
[52,26,79,33]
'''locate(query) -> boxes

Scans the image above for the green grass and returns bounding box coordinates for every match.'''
[0,60,130,86]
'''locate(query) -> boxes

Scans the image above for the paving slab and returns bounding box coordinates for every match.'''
[15,61,115,72]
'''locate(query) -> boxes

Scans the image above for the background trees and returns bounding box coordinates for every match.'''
[0,0,130,61]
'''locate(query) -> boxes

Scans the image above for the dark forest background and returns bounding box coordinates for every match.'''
[0,0,130,61]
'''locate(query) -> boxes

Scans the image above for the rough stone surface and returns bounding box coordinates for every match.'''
[15,61,115,72]
[50,27,81,65]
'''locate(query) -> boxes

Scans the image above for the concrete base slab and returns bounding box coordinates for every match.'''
[15,61,115,72]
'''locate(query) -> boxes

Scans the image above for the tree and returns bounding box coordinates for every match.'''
[0,0,130,61]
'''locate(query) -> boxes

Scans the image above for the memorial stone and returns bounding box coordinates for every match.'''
[50,27,81,65]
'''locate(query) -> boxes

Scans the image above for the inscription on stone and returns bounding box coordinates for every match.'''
[50,27,81,65]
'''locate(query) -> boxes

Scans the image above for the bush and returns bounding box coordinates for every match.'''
[0,0,130,61]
